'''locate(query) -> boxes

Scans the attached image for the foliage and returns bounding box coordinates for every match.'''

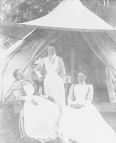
[81,0,116,27]
[0,0,62,49]
[0,0,62,23]
[0,35,17,49]
[0,0,116,49]
[0,0,114,24]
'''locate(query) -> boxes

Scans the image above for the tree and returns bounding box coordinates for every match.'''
[0,0,62,23]
[0,0,116,49]
[0,0,62,48]
[81,0,116,27]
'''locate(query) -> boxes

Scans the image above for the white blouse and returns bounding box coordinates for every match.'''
[74,83,89,101]
[68,82,93,105]
[34,55,66,78]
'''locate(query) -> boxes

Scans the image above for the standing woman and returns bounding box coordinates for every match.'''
[58,72,116,143]
[35,44,66,113]
[12,69,60,142]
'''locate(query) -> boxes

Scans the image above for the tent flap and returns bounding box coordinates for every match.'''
[82,32,116,102]
[0,29,62,102]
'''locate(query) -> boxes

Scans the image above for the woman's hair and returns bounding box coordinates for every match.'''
[13,69,20,79]
[48,43,55,47]
[48,44,56,50]
[77,72,91,84]
[77,72,86,78]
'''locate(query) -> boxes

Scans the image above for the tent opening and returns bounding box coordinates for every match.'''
[1,30,116,103]
[54,31,109,103]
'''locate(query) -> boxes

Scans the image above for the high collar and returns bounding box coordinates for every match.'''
[19,79,26,82]
[79,82,85,85]
[48,53,56,59]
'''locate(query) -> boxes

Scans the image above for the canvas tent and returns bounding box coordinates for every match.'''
[0,0,116,103]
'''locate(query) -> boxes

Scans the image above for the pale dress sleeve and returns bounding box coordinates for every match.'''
[12,81,23,102]
[12,81,22,94]
[58,57,66,78]
[86,84,94,103]
[12,81,34,102]
[34,58,45,78]
[67,84,75,105]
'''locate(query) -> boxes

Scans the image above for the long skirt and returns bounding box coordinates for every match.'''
[58,104,116,143]
[44,73,65,113]
[19,96,60,142]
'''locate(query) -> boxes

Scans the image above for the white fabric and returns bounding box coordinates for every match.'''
[35,55,66,113]
[44,73,65,113]
[23,84,34,96]
[74,83,89,103]
[58,83,116,143]
[44,55,65,75]
[59,104,116,143]
[68,83,93,105]
[22,83,60,141]
[44,56,65,113]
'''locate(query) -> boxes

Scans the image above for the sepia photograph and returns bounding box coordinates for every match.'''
[0,0,116,143]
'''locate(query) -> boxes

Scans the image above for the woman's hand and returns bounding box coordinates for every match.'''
[31,99,38,106]
[70,104,78,109]
[20,96,38,106]
[48,96,54,102]
[70,103,85,109]
[75,98,86,105]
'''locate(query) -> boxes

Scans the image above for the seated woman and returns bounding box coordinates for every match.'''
[12,69,60,142]
[58,72,116,143]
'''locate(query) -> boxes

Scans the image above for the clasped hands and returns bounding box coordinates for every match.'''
[69,100,85,109]
[70,103,85,109]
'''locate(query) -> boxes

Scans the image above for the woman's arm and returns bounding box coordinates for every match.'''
[17,95,38,106]
[34,58,45,78]
[12,81,22,102]
[86,84,94,103]
[58,57,66,78]
[67,84,75,105]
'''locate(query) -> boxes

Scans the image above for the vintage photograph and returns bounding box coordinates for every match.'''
[0,0,116,143]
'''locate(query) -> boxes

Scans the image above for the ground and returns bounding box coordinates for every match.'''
[0,102,116,143]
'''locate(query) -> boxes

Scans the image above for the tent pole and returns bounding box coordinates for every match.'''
[71,45,75,83]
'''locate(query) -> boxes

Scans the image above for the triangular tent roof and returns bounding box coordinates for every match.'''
[23,0,115,32]
[0,0,116,40]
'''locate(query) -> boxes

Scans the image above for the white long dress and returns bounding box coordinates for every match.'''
[35,55,66,113]
[20,82,60,142]
[58,83,116,143]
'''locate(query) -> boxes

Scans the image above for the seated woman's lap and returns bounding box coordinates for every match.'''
[23,95,60,140]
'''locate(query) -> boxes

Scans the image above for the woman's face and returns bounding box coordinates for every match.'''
[77,75,85,83]
[16,70,24,80]
[48,46,55,56]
